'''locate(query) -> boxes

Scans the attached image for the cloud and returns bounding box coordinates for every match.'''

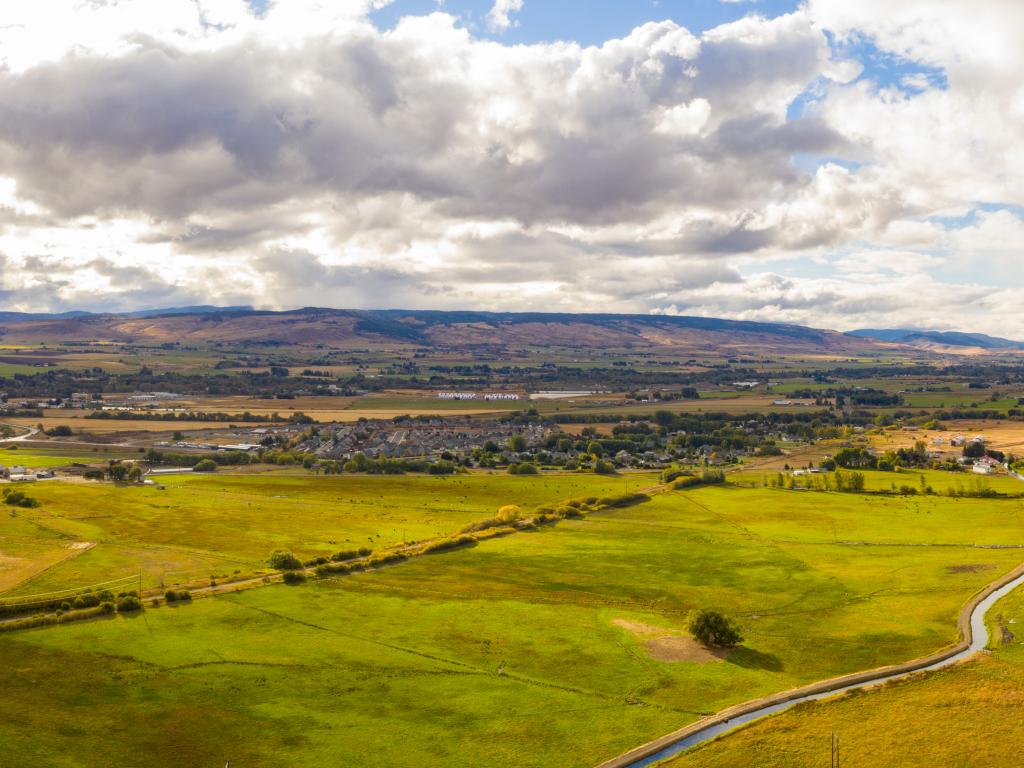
[0,2,1019,335]
[486,0,524,32]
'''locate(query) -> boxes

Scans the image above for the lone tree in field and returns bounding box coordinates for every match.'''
[688,609,743,648]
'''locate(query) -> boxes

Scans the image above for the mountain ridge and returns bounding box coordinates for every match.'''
[0,306,1009,356]
[850,328,1024,351]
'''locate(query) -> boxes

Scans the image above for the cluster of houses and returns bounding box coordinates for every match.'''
[0,465,55,482]
[305,420,550,460]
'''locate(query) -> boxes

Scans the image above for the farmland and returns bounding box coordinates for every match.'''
[5,310,1024,767]
[1,482,1023,766]
[0,472,656,595]
[664,584,1024,768]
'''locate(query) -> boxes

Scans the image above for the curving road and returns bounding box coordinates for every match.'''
[599,562,1024,768]
[0,423,40,442]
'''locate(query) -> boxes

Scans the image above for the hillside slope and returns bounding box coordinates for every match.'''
[0,307,900,356]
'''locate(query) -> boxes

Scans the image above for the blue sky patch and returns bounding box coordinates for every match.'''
[372,0,801,45]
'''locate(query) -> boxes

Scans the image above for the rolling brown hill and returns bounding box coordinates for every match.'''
[0,307,909,357]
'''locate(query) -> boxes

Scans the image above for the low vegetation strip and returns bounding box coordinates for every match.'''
[594,557,1024,768]
[315,492,652,580]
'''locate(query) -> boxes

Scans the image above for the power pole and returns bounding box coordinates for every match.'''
[831,731,840,768]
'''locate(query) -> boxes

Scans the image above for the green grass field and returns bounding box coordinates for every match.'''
[0,472,655,595]
[1,482,1023,767]
[735,467,1024,497]
[664,581,1024,768]
[0,446,134,468]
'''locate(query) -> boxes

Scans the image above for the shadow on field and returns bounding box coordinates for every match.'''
[727,646,783,672]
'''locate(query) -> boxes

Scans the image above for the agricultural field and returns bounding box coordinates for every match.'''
[0,446,131,468]
[664,585,1024,768]
[0,472,656,597]
[1,482,1023,767]
[734,467,1024,496]
[2,413,254,435]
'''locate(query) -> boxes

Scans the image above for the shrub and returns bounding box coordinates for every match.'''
[661,468,693,483]
[418,535,475,555]
[268,550,303,570]
[164,590,179,602]
[688,609,743,647]
[282,571,307,585]
[701,469,726,484]
[330,547,372,562]
[115,595,143,613]
[508,462,538,475]
[82,470,105,481]
[2,489,40,508]
[100,601,115,614]
[497,505,522,523]
[193,458,218,472]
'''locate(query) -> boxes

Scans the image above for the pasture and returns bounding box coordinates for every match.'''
[0,483,1022,767]
[0,472,656,596]
[665,585,1024,768]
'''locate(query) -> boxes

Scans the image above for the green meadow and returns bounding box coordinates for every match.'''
[0,472,655,595]
[665,583,1024,768]
[1,482,1023,767]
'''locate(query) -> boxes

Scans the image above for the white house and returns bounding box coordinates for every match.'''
[973,456,1000,474]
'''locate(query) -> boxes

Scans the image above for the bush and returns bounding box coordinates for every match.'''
[115,595,143,613]
[330,547,372,562]
[268,550,303,570]
[193,458,218,472]
[688,609,743,647]
[701,469,726,484]
[282,571,307,585]
[418,535,475,555]
[2,489,40,508]
[82,470,105,481]
[661,468,693,483]
[507,462,539,475]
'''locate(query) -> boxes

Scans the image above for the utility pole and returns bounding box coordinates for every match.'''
[831,731,840,768]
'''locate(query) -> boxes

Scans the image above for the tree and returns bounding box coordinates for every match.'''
[688,609,743,647]
[507,434,527,453]
[107,462,129,482]
[193,458,217,472]
[269,550,303,570]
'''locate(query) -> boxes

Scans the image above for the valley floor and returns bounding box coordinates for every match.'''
[2,479,1024,766]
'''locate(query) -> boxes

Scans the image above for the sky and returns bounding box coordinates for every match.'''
[0,1,1022,335]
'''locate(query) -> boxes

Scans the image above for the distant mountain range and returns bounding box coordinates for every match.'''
[849,328,1024,351]
[0,306,1019,356]
[0,306,880,355]
[0,305,252,323]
